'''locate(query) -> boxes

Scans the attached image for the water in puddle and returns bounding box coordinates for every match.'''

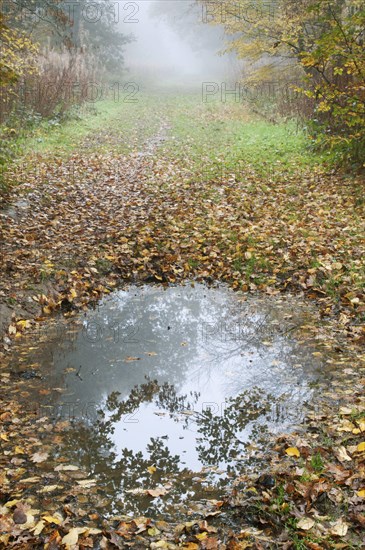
[12,284,329,518]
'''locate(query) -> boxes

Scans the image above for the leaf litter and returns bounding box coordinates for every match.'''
[0,96,364,548]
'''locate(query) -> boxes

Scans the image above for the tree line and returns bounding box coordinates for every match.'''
[199,0,365,169]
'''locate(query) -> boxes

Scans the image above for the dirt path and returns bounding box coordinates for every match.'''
[0,93,364,549]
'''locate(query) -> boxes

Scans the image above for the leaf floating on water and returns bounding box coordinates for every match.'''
[38,485,60,493]
[285,447,300,458]
[54,464,79,471]
[124,356,141,362]
[125,488,146,495]
[21,476,41,483]
[146,487,169,498]
[76,478,97,487]
[31,451,49,463]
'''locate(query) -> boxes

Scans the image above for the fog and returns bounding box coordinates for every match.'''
[121,0,239,88]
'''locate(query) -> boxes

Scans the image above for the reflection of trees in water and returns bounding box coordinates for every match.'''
[15,287,322,432]
[62,378,291,517]
[199,306,322,406]
[14,287,323,516]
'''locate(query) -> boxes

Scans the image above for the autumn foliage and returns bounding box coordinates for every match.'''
[200,0,365,168]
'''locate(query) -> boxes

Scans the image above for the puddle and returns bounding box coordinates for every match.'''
[0,198,30,221]
[10,284,332,518]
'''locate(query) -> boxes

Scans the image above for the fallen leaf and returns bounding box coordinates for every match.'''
[31,451,49,463]
[32,520,45,535]
[76,478,97,487]
[330,519,348,536]
[297,517,315,530]
[62,527,86,547]
[43,515,62,525]
[54,464,79,471]
[285,447,300,458]
[335,446,352,462]
[146,487,169,498]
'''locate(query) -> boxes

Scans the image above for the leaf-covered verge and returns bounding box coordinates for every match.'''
[0,92,364,548]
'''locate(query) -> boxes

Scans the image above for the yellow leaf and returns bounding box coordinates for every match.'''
[147,465,157,474]
[43,515,62,525]
[16,320,31,329]
[285,447,300,458]
[357,489,365,498]
[357,442,365,453]
[14,446,25,454]
[148,527,161,536]
[72,288,78,297]
[5,500,20,508]
[195,532,208,540]
[0,434,9,441]
[358,420,365,432]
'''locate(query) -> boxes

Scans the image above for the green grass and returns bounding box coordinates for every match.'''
[2,91,329,203]
[310,452,325,473]
[21,97,161,156]
[161,95,326,183]
[1,94,166,167]
[4,91,327,174]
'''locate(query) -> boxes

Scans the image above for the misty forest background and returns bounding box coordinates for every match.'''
[0,0,364,198]
[1,3,365,547]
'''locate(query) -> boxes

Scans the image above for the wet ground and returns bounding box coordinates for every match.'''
[5,283,339,520]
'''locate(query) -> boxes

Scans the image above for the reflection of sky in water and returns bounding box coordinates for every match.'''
[19,284,325,472]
